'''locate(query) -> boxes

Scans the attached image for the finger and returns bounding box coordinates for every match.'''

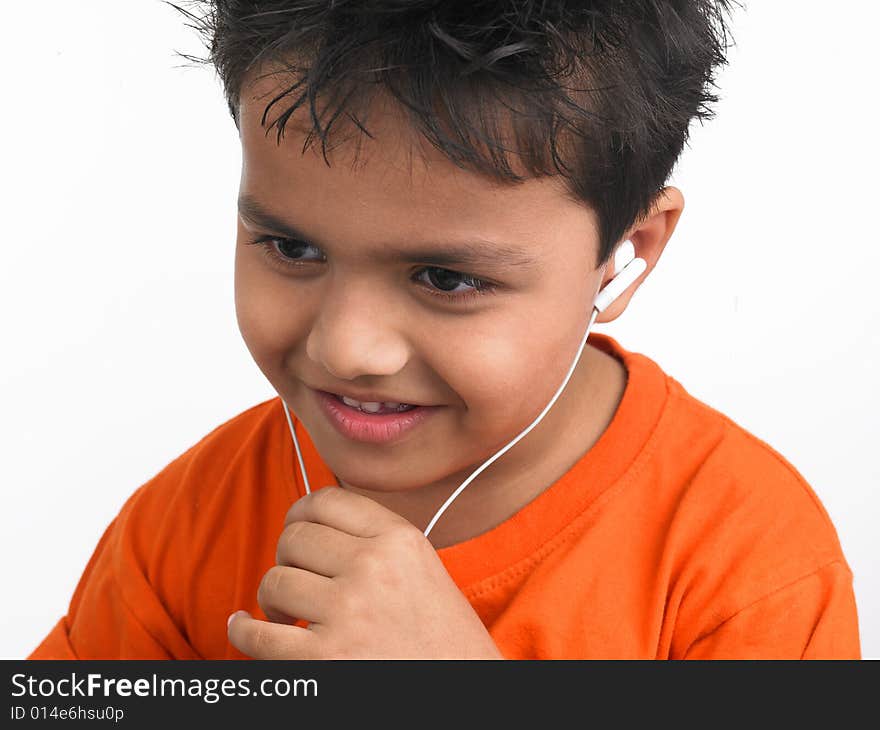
[227,611,322,660]
[257,565,337,625]
[284,486,409,538]
[276,520,362,578]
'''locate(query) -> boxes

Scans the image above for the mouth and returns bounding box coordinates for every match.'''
[311,389,439,444]
[330,393,418,415]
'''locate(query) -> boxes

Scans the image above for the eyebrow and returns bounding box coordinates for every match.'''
[237,193,540,271]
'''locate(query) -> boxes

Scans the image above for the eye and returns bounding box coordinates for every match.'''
[245,235,324,267]
[413,267,496,302]
[417,267,482,293]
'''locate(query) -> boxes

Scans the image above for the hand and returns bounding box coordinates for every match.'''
[227,486,504,659]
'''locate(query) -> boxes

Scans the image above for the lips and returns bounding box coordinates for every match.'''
[312,389,438,444]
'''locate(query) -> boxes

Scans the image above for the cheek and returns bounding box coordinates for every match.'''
[430,308,581,431]
[234,243,309,369]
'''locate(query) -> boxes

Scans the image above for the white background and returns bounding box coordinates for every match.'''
[2,1,877,659]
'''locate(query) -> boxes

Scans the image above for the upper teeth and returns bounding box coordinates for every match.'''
[340,396,404,412]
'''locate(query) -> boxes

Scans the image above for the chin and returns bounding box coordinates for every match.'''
[323,452,447,493]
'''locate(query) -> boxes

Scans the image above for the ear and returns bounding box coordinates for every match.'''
[594,186,685,324]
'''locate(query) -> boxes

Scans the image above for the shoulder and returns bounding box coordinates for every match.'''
[655,377,851,633]
[110,396,289,549]
[45,397,291,658]
[667,375,842,547]
[587,337,847,579]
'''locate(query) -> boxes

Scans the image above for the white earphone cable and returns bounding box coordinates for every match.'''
[282,397,312,496]
[421,299,601,537]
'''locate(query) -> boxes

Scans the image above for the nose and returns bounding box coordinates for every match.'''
[305,281,410,381]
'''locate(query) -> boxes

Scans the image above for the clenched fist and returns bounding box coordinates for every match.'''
[227,486,504,659]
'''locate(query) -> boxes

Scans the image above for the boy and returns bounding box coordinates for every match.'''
[29,0,860,659]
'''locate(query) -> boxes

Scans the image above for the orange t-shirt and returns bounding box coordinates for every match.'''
[27,332,860,659]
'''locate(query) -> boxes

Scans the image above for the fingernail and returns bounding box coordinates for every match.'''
[227,610,247,628]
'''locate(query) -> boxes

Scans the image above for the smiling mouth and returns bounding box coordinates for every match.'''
[329,393,417,415]
[313,388,437,444]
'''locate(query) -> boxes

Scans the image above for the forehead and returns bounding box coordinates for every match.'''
[237,69,597,252]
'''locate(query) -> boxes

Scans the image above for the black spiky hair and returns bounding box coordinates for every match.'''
[169,0,738,267]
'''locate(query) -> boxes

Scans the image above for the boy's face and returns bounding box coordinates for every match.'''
[234,73,613,497]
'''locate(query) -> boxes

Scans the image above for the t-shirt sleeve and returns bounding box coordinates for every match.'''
[26,399,281,660]
[683,560,861,659]
[27,515,119,659]
[27,483,203,660]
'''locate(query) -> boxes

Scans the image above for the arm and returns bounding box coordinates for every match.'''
[28,488,201,660]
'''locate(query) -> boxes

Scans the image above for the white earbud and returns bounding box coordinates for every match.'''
[613,239,636,277]
[281,239,647,539]
[595,240,647,313]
